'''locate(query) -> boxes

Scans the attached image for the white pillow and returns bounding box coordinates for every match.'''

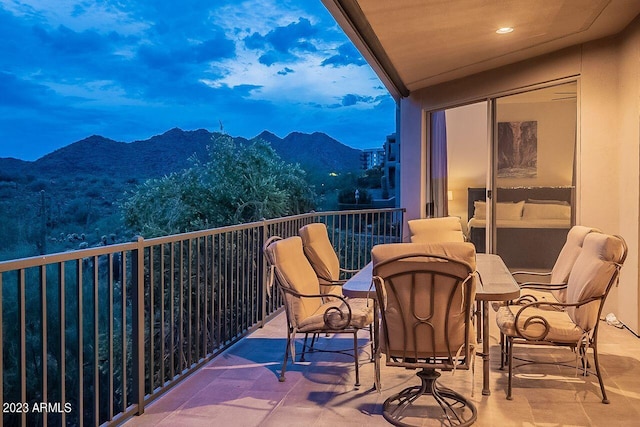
[473,201,486,219]
[497,201,525,220]
[473,201,525,220]
[523,203,571,220]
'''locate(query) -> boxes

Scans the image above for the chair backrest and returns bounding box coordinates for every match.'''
[565,233,627,332]
[549,225,601,302]
[407,217,465,244]
[372,242,476,369]
[299,223,340,281]
[264,235,323,328]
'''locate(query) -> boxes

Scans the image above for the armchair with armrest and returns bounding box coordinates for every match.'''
[495,233,627,403]
[509,225,601,307]
[263,235,374,386]
[372,242,478,426]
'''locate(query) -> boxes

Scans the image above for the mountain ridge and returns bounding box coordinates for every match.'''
[0,128,363,179]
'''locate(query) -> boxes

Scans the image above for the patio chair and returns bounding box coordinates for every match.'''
[407,216,465,243]
[299,222,359,299]
[507,225,601,307]
[495,232,627,403]
[263,235,374,386]
[372,242,477,426]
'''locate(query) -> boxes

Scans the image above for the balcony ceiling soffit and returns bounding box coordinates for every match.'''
[343,0,640,94]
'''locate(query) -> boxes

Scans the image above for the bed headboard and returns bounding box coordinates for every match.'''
[467,186,575,220]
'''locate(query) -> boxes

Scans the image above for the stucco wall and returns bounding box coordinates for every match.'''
[401,17,640,332]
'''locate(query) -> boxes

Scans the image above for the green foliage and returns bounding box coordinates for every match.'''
[357,166,383,188]
[338,188,371,204]
[121,135,316,237]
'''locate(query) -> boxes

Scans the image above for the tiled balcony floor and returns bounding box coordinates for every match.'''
[126,310,640,426]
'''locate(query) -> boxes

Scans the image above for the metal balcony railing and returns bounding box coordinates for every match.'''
[0,208,404,427]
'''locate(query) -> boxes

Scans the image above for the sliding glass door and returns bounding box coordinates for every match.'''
[429,81,577,270]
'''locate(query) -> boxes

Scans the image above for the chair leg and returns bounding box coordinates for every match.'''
[499,331,507,369]
[353,331,361,387]
[506,336,513,400]
[301,333,310,361]
[382,368,477,427]
[592,341,610,404]
[369,323,374,362]
[280,331,292,382]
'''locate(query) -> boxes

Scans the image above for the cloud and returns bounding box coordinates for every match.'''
[277,67,294,76]
[0,0,396,161]
[321,43,367,67]
[341,93,373,106]
[243,17,321,67]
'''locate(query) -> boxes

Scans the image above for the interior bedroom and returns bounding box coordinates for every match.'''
[441,82,577,271]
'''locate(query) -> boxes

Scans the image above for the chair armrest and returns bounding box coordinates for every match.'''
[512,270,552,277]
[277,286,354,329]
[511,270,551,285]
[512,296,603,340]
[519,282,567,291]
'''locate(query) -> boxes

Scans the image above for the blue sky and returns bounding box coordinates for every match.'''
[0,0,395,161]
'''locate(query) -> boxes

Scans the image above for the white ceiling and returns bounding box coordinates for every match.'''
[323,0,640,98]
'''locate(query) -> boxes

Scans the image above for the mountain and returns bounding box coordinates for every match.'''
[257,130,362,174]
[2,128,362,180]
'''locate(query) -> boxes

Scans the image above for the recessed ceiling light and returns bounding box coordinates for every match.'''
[496,27,514,34]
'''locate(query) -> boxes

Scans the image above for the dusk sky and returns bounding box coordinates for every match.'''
[0,0,396,161]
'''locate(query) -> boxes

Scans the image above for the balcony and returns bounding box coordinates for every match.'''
[0,208,403,426]
[2,207,640,426]
[124,309,640,426]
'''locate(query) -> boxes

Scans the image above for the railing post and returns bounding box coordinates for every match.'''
[132,236,145,415]
[259,221,267,327]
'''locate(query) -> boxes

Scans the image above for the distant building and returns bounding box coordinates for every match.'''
[360,148,385,170]
[382,133,399,204]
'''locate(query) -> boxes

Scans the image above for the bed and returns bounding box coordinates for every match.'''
[467,187,574,269]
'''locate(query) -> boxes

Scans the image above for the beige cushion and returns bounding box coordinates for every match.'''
[265,236,323,327]
[548,225,600,302]
[408,217,465,243]
[490,289,560,312]
[372,242,476,359]
[372,242,477,271]
[497,233,626,342]
[298,297,374,332]
[496,304,584,343]
[565,233,626,331]
[492,225,599,311]
[299,223,343,297]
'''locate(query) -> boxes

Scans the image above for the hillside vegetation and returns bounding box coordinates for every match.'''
[0,129,363,261]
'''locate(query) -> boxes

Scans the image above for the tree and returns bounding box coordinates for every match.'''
[121,135,316,237]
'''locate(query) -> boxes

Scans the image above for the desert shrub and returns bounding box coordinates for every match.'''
[121,135,316,238]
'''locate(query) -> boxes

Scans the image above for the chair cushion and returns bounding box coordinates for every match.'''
[299,223,343,297]
[408,217,465,243]
[299,223,340,281]
[297,297,374,332]
[549,226,600,302]
[372,242,476,271]
[490,289,561,312]
[372,242,476,361]
[266,236,322,326]
[565,233,626,331]
[496,304,585,343]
